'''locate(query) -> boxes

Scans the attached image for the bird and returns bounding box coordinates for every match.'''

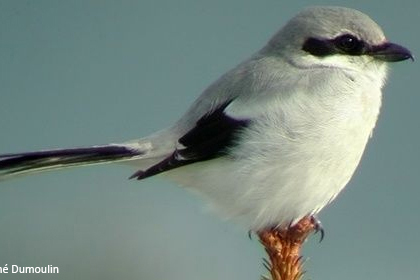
[0,6,412,232]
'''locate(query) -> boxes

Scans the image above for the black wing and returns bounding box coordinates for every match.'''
[130,101,250,180]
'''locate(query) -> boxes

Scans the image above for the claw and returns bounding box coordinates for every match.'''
[248,230,253,240]
[262,257,271,271]
[311,216,325,242]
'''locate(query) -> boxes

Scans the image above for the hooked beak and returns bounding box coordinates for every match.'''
[369,42,414,62]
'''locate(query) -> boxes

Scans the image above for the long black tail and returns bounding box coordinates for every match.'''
[0,144,145,180]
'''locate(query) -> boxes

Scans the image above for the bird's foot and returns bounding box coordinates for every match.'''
[310,216,325,242]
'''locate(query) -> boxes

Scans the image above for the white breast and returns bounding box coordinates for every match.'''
[165,65,386,231]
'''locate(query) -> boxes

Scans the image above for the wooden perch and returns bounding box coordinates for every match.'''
[258,216,318,280]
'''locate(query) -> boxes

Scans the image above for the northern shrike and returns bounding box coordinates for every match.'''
[0,6,412,231]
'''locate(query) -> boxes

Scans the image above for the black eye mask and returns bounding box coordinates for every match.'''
[302,34,366,57]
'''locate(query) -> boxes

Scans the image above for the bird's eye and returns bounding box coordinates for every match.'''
[334,34,364,55]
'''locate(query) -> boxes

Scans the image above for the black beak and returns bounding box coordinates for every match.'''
[369,42,414,62]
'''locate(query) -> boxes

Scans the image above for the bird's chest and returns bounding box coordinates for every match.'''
[236,79,383,196]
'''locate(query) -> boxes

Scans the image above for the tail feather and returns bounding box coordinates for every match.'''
[0,144,145,180]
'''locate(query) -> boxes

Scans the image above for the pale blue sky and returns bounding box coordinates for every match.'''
[0,1,419,280]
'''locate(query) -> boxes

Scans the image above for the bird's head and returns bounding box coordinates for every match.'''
[264,6,413,74]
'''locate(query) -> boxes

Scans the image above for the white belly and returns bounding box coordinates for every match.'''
[165,74,383,231]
